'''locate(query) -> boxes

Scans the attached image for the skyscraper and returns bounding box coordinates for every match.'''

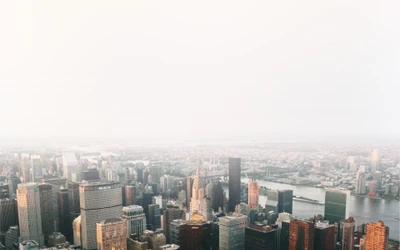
[38,183,55,244]
[148,204,161,231]
[248,181,259,210]
[190,168,209,220]
[169,219,187,247]
[355,170,366,194]
[219,214,247,250]
[228,158,241,212]
[122,205,146,237]
[162,203,184,243]
[122,185,136,206]
[265,189,293,214]
[288,219,314,250]
[57,187,72,242]
[186,177,193,210]
[373,171,383,191]
[30,155,43,183]
[324,189,349,224]
[17,183,44,247]
[371,149,380,173]
[96,218,127,250]
[245,226,276,250]
[341,217,355,250]
[365,221,389,250]
[80,182,122,250]
[0,185,17,245]
[62,152,80,182]
[313,221,334,250]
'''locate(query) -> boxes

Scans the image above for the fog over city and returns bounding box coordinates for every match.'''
[1,1,399,142]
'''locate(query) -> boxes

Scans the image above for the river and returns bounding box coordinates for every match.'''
[223,177,400,241]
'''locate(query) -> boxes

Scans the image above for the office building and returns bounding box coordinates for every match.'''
[62,152,80,182]
[365,221,389,250]
[211,181,224,213]
[314,221,334,250]
[265,189,293,214]
[58,187,72,242]
[127,236,148,250]
[169,219,187,247]
[17,183,44,247]
[219,214,247,250]
[245,226,276,250]
[289,219,314,250]
[228,158,241,212]
[123,185,136,206]
[82,169,100,181]
[162,203,184,243]
[182,217,210,250]
[371,149,379,173]
[190,168,209,220]
[80,182,122,250]
[145,231,166,250]
[72,216,81,247]
[355,171,366,195]
[68,182,80,221]
[21,158,31,183]
[341,217,355,250]
[18,240,39,250]
[96,218,127,250]
[276,213,291,250]
[160,175,174,192]
[248,180,259,210]
[30,155,43,183]
[0,197,18,245]
[123,205,146,237]
[5,226,18,250]
[373,171,383,191]
[186,177,193,210]
[148,204,161,231]
[149,165,163,185]
[324,189,349,224]
[38,183,55,244]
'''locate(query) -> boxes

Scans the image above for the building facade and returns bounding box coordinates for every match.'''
[248,181,259,210]
[324,189,349,224]
[288,219,314,250]
[365,221,389,250]
[219,214,247,250]
[228,158,241,212]
[38,183,55,244]
[96,218,127,250]
[123,205,147,237]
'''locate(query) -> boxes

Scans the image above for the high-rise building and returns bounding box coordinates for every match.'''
[169,219,187,247]
[37,183,55,244]
[123,205,146,238]
[5,225,18,250]
[265,189,293,214]
[42,177,68,223]
[219,214,247,250]
[57,187,72,242]
[355,171,366,195]
[313,221,334,250]
[288,219,314,250]
[211,181,224,213]
[80,182,122,250]
[162,203,184,243]
[228,158,241,212]
[245,226,276,250]
[371,149,379,173]
[248,181,259,210]
[96,218,127,250]
[148,204,161,231]
[182,217,210,250]
[72,216,81,247]
[145,230,166,250]
[341,217,355,250]
[68,182,80,222]
[186,177,193,210]
[0,195,18,245]
[373,171,383,191]
[365,221,389,250]
[21,158,31,183]
[30,155,43,183]
[123,185,136,206]
[149,165,163,185]
[17,183,44,247]
[324,189,349,224]
[190,168,209,220]
[62,152,80,182]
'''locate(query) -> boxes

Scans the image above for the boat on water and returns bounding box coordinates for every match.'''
[293,195,325,205]
[395,217,400,220]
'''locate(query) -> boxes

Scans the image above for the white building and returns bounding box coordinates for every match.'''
[123,205,147,237]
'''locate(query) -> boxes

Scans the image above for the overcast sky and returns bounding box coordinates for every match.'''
[0,1,399,139]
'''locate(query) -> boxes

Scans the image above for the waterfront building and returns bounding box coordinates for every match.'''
[373,171,383,191]
[265,189,293,214]
[96,218,127,250]
[228,158,241,212]
[355,171,366,194]
[219,214,247,250]
[371,149,380,173]
[17,183,44,247]
[80,182,122,250]
[248,180,259,210]
[324,189,349,224]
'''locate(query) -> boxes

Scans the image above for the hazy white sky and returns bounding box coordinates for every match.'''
[0,1,399,139]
